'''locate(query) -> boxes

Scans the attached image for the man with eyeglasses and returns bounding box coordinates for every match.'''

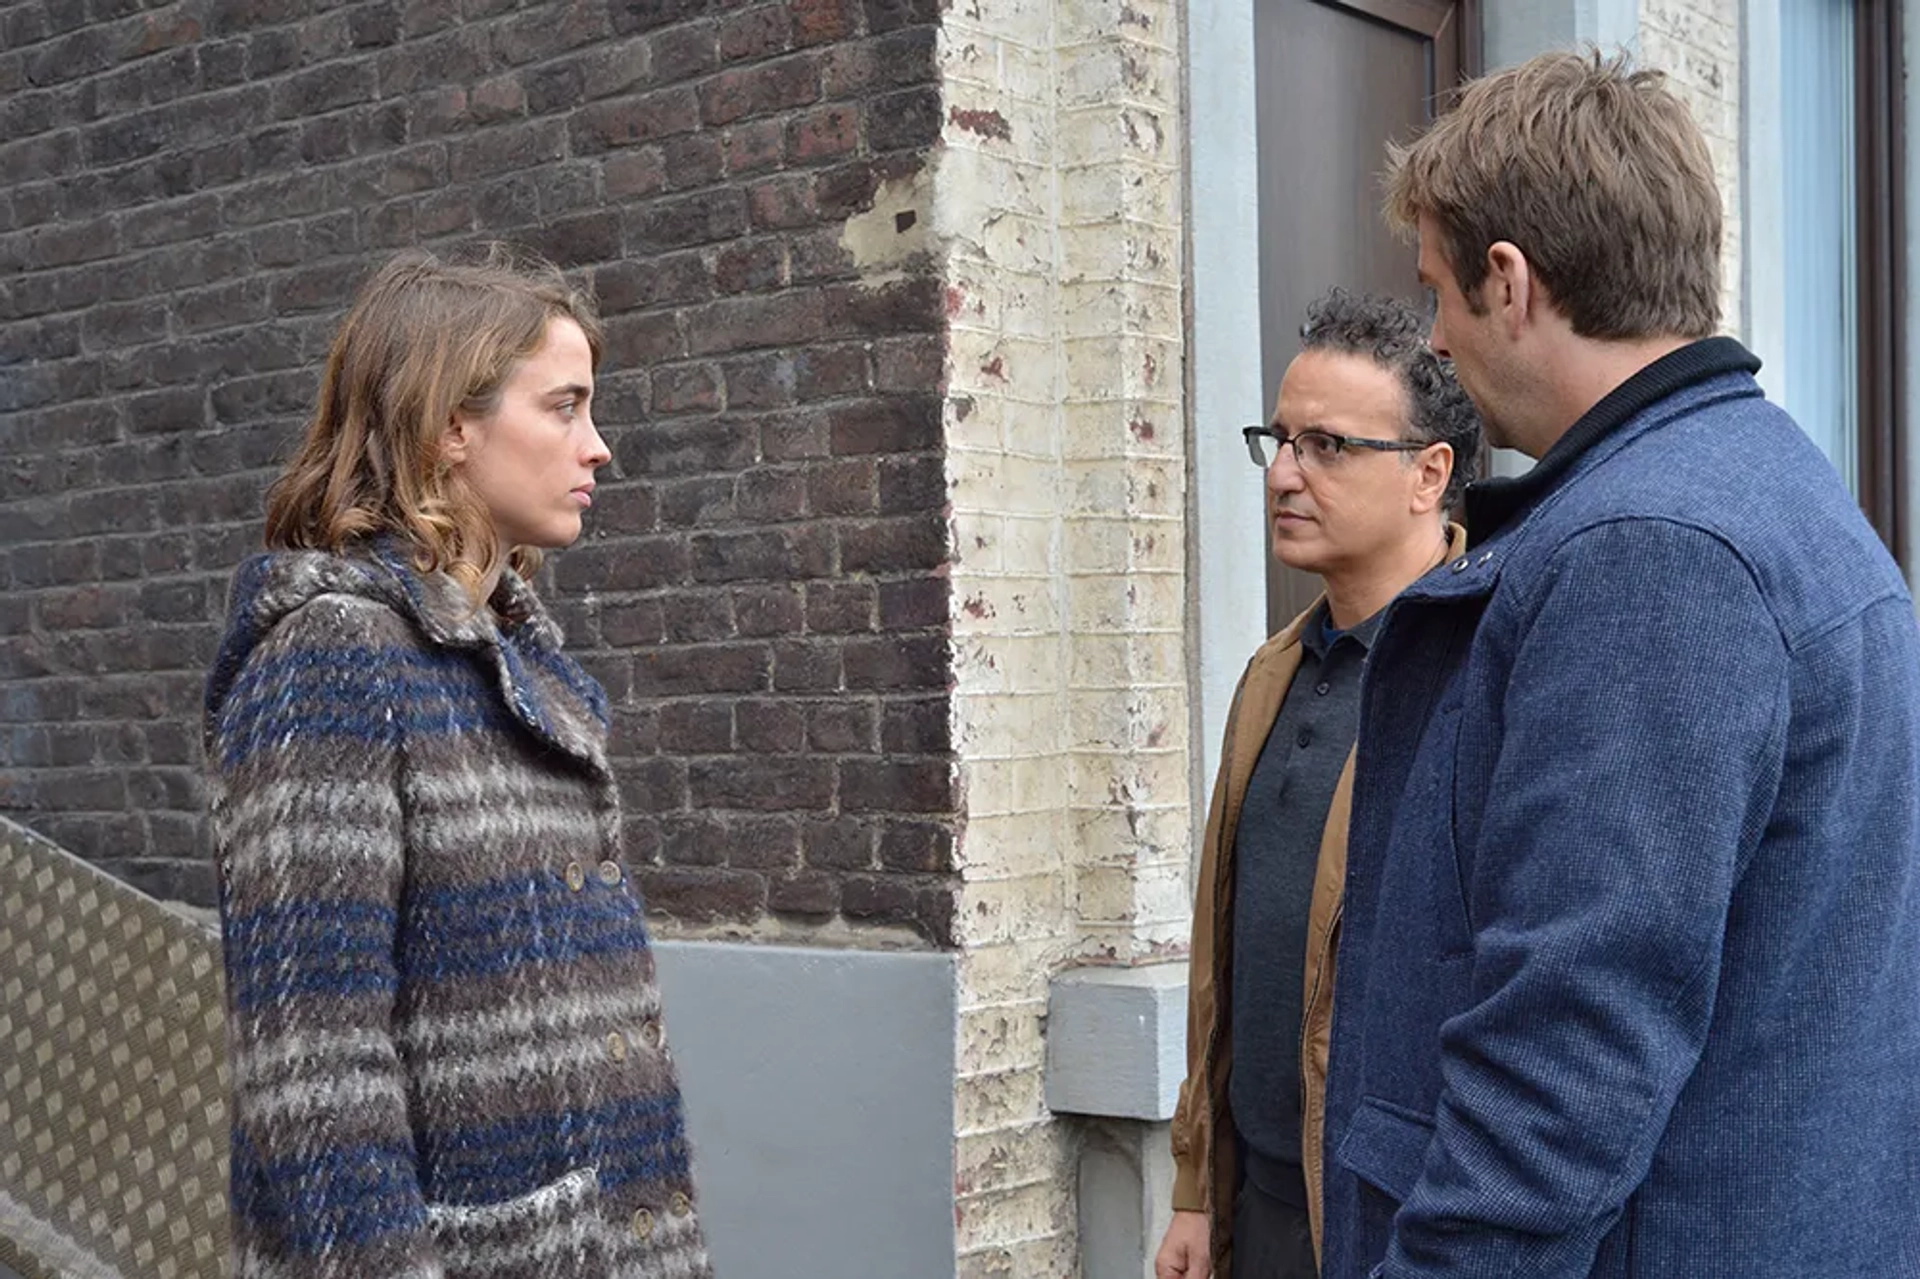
[1158,289,1481,1279]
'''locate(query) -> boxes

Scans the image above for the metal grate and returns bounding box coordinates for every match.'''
[0,819,230,1279]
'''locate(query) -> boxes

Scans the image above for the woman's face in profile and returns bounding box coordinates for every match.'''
[444,316,610,550]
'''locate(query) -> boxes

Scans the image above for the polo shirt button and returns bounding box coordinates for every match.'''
[564,861,586,892]
[1477,550,1494,566]
[1296,727,1312,748]
[1450,556,1470,573]
[1315,681,1330,696]
[632,1208,654,1240]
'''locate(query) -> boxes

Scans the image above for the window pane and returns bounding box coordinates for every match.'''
[1780,0,1859,491]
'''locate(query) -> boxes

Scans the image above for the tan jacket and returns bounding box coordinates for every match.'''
[1168,527,1465,1277]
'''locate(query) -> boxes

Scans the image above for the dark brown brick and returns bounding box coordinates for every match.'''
[656,137,723,196]
[735,699,804,753]
[619,757,689,811]
[659,701,733,752]
[807,459,877,516]
[878,575,948,628]
[732,584,805,636]
[689,756,833,810]
[633,644,772,696]
[570,88,701,152]
[879,820,952,873]
[829,395,940,455]
[725,814,802,868]
[767,868,839,918]
[713,239,787,295]
[697,55,820,126]
[627,188,749,252]
[612,0,713,36]
[790,103,860,161]
[657,815,728,867]
[803,816,874,869]
[651,23,720,81]
[723,118,786,176]
[659,583,735,638]
[807,700,876,752]
[722,352,798,408]
[638,866,767,923]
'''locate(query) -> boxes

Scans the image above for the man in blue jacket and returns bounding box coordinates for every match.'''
[1322,50,1920,1279]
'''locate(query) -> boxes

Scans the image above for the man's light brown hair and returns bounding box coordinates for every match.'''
[265,244,603,605]
[1386,49,1721,340]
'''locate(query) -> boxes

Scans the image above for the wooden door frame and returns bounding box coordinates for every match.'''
[1317,0,1485,88]
[1856,0,1906,564]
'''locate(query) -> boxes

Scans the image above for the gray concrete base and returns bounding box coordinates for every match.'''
[1079,1119,1180,1279]
[651,941,959,1279]
[1047,963,1189,1279]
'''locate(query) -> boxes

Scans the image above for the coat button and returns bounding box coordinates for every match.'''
[598,859,622,886]
[641,1018,663,1049]
[670,1191,692,1217]
[607,1030,628,1062]
[1296,726,1312,748]
[1314,681,1330,696]
[632,1208,654,1240]
[564,861,586,892]
[1477,550,1494,566]
[1450,556,1470,573]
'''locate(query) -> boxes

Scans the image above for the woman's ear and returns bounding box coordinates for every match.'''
[441,415,474,467]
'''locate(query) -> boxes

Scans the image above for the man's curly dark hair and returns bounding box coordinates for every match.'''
[1299,288,1483,512]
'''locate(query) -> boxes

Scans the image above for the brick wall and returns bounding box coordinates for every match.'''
[1638,0,1742,330]
[939,0,1190,1268]
[0,0,958,942]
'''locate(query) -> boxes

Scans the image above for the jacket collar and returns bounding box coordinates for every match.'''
[367,539,610,776]
[1465,336,1762,546]
[369,536,567,655]
[1263,523,1470,657]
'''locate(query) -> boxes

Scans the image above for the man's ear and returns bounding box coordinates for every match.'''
[1484,240,1533,339]
[1410,441,1453,517]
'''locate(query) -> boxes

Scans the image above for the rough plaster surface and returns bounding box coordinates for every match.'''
[935,0,1192,1270]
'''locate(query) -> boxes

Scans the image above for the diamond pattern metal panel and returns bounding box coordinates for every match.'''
[0,819,229,1279]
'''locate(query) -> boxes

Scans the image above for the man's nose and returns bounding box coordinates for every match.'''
[1266,446,1305,493]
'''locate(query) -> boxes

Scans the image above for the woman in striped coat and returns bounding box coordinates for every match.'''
[205,248,710,1279]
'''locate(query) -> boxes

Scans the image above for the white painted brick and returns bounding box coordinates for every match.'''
[1056,0,1179,51]
[956,1177,1077,1252]
[959,937,1073,1007]
[958,1001,1051,1076]
[952,578,1063,638]
[949,448,1064,518]
[1066,572,1185,634]
[956,1122,1071,1199]
[957,1065,1053,1134]
[954,813,1068,885]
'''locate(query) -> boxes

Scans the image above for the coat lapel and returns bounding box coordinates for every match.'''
[372,542,612,780]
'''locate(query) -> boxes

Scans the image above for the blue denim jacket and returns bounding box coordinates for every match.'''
[1324,349,1920,1279]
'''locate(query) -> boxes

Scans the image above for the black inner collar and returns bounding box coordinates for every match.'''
[1465,335,1762,545]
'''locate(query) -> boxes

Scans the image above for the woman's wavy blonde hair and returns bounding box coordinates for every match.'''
[264,244,604,604]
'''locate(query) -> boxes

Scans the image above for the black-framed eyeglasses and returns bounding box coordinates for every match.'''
[1241,425,1431,470]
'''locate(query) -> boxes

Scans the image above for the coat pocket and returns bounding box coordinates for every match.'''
[427,1166,610,1279]
[1335,1097,1436,1259]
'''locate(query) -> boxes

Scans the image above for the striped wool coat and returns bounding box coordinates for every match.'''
[205,542,710,1279]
